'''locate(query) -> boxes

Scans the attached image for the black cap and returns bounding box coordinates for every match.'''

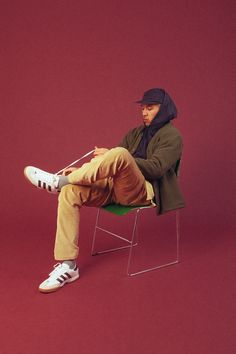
[136,88,165,104]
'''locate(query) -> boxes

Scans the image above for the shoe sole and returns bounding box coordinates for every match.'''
[38,274,79,294]
[24,167,41,191]
[23,167,35,186]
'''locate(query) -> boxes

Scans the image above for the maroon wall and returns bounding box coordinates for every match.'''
[1,0,235,235]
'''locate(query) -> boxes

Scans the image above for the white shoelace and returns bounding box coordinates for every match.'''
[55,149,95,175]
[49,263,67,277]
[36,170,59,190]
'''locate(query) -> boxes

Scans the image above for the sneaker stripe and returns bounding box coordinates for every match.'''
[48,185,52,192]
[38,180,41,188]
[56,277,64,284]
[60,275,67,281]
[65,272,72,279]
[43,182,46,189]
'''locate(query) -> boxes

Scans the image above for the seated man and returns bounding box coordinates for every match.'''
[24,88,185,293]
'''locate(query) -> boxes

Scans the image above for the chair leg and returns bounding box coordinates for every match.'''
[91,208,180,276]
[127,210,180,276]
[126,209,140,276]
[176,210,180,263]
[91,209,138,256]
[91,209,101,256]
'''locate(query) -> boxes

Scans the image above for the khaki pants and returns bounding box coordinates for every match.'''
[54,147,153,260]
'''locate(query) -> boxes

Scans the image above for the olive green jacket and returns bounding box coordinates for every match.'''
[119,122,185,214]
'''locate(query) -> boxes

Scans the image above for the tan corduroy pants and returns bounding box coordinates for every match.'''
[54,147,153,260]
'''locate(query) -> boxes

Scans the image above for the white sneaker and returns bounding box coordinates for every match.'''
[24,166,60,194]
[39,263,79,293]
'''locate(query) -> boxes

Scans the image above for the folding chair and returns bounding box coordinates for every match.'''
[91,203,180,276]
[91,159,182,276]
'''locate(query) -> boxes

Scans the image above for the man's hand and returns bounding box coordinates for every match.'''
[93,147,109,157]
[61,167,78,176]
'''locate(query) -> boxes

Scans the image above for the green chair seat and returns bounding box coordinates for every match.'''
[102,203,154,216]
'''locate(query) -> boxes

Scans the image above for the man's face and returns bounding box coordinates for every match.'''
[141,104,160,126]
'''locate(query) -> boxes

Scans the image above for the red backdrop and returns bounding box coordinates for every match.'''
[1,2,236,354]
[1,0,235,235]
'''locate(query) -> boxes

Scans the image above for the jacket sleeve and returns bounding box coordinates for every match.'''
[134,132,183,180]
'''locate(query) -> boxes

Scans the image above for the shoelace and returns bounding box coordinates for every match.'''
[55,149,95,175]
[39,149,95,192]
[34,170,55,182]
[49,263,66,276]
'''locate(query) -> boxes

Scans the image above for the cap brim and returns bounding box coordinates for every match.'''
[135,100,161,104]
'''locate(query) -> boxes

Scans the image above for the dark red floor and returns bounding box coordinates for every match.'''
[1,208,235,354]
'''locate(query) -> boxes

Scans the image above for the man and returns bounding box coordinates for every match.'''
[24,88,185,293]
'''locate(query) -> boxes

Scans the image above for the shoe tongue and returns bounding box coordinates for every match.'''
[62,261,75,269]
[62,261,72,269]
[52,175,60,189]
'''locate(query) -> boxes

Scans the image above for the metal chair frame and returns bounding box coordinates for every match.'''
[91,205,180,276]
